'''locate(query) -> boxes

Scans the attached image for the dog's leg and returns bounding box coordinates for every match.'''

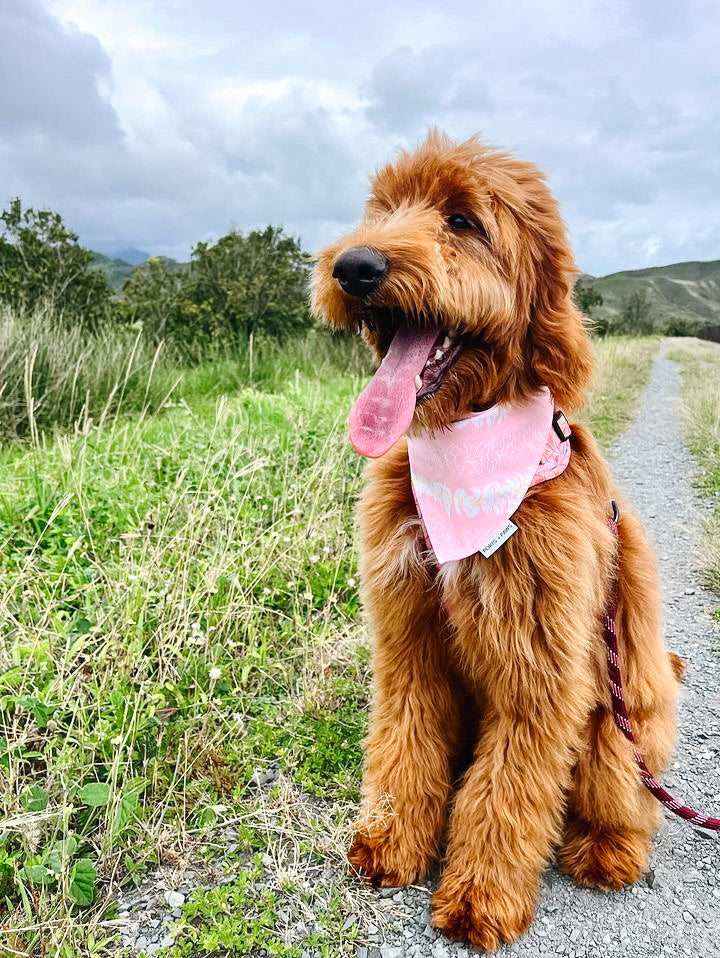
[349,450,469,886]
[431,560,597,951]
[558,708,667,889]
[348,575,466,887]
[559,511,679,889]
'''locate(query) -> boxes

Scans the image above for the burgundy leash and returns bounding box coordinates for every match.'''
[604,503,720,832]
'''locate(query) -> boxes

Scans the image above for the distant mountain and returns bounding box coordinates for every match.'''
[93,244,149,265]
[91,251,136,290]
[578,259,720,329]
[91,251,184,291]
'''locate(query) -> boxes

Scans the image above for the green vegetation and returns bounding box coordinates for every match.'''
[0,302,170,442]
[572,279,603,318]
[168,852,361,957]
[664,338,720,595]
[1,201,312,362]
[1,199,113,331]
[580,336,659,449]
[0,332,371,956]
[117,227,312,355]
[91,252,143,292]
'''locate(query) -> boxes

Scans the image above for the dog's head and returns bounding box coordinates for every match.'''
[311,130,593,458]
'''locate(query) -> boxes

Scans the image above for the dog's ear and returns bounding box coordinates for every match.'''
[518,194,594,414]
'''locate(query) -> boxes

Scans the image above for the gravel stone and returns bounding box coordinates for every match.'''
[163,891,185,910]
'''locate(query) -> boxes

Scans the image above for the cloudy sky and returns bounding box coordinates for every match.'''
[1,0,718,275]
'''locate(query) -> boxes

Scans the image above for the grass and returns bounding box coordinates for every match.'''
[0,303,371,441]
[664,337,720,594]
[0,326,657,957]
[580,335,659,449]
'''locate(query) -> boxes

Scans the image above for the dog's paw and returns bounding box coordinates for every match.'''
[347,828,429,888]
[431,877,534,951]
[559,815,649,889]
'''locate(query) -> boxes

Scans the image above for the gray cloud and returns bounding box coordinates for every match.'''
[0,0,120,145]
[0,0,718,275]
[364,45,493,137]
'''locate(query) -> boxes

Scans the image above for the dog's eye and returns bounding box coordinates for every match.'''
[447,214,491,246]
[447,214,473,230]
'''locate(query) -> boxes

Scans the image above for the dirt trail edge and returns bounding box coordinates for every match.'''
[369,343,720,958]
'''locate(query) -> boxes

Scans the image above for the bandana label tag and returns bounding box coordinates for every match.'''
[479,520,518,558]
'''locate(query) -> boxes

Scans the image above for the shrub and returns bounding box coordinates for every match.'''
[117,226,313,354]
[661,315,701,337]
[573,280,603,317]
[0,198,112,330]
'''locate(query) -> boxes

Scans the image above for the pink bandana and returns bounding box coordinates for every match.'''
[407,387,570,563]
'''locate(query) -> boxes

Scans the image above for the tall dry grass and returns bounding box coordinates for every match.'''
[666,337,720,593]
[0,302,172,441]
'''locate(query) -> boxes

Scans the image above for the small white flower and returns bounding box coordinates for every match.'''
[209,667,222,682]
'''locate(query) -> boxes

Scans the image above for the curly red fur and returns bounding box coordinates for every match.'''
[312,131,679,951]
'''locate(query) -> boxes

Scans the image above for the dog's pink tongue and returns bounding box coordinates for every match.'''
[349,324,440,458]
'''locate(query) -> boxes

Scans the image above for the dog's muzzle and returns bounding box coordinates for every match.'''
[332,246,389,298]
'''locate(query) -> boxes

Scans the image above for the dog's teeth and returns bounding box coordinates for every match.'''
[443,336,452,348]
[435,350,444,361]
[414,374,423,391]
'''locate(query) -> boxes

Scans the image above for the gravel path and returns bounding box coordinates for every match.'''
[113,344,719,957]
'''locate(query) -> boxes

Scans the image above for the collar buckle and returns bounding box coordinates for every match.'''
[552,409,572,442]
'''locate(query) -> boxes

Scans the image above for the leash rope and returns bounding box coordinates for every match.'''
[605,505,720,832]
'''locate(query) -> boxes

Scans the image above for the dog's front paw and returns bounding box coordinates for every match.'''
[432,877,534,951]
[559,814,649,889]
[348,827,429,888]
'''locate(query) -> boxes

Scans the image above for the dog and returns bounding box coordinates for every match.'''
[311,131,680,950]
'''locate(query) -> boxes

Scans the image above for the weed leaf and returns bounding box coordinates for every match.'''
[78,782,110,807]
[20,863,52,885]
[110,783,143,839]
[24,784,49,812]
[69,859,96,906]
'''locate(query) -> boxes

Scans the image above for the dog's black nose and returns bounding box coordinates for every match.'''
[332,247,389,298]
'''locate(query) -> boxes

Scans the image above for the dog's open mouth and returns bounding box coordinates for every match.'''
[349,321,463,458]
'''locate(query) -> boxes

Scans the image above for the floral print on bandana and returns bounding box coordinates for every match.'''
[407,387,570,563]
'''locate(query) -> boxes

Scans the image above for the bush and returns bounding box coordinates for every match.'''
[117,226,313,354]
[573,281,603,317]
[0,198,112,330]
[619,290,654,335]
[591,290,657,337]
[661,315,701,337]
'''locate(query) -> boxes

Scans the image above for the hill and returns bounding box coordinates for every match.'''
[578,259,720,330]
[91,251,136,290]
[91,251,185,291]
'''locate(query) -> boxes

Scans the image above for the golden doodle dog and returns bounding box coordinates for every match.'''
[311,131,680,950]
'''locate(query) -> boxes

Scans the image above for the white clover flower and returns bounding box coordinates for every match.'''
[209,667,222,682]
